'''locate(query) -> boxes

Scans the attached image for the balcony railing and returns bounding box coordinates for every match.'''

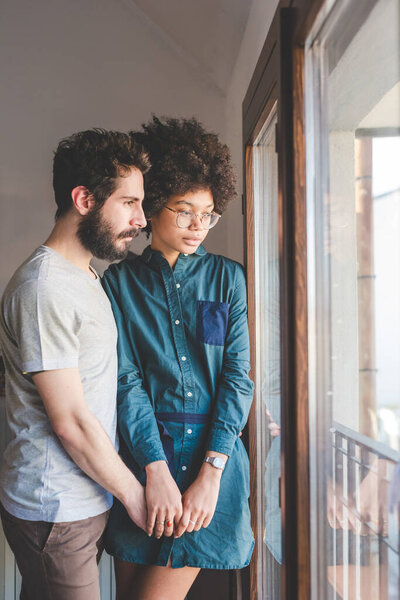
[330,422,400,599]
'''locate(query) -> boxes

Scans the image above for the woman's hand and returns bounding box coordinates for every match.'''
[174,455,226,538]
[145,460,183,538]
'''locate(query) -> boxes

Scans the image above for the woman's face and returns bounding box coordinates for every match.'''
[149,189,214,266]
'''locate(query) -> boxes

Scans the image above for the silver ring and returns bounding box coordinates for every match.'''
[189,519,197,525]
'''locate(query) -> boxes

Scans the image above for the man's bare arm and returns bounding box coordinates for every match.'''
[32,367,147,531]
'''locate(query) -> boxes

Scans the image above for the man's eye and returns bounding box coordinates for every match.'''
[202,213,213,218]
[178,211,193,217]
[125,200,134,206]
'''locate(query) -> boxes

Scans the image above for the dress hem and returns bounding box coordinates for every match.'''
[106,550,252,571]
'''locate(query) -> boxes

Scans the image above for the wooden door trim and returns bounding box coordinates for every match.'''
[243,3,312,599]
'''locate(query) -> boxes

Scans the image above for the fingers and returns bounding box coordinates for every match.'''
[174,508,190,538]
[149,504,182,538]
[202,514,212,529]
[163,515,174,538]
[186,515,199,533]
[150,514,181,538]
[174,511,210,537]
[147,510,157,537]
[154,514,166,539]
[193,515,204,532]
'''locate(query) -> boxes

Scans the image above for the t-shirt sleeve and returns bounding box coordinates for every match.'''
[7,279,81,374]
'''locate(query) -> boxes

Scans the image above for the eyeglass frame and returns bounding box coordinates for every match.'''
[163,205,221,229]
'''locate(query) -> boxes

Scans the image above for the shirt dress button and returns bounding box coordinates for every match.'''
[181,356,187,361]
[187,392,192,397]
[175,320,180,325]
[183,253,188,256]
[181,465,187,471]
[187,429,193,434]
[176,283,181,289]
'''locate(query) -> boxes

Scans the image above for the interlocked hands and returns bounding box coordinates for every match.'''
[144,456,224,538]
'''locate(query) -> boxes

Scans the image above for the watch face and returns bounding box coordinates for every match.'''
[213,457,225,469]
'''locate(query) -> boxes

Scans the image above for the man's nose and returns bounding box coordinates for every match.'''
[131,205,147,228]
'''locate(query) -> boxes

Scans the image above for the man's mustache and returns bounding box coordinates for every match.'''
[118,228,140,239]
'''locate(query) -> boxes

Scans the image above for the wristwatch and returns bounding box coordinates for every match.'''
[203,456,226,470]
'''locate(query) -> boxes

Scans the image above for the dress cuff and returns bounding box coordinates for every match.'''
[207,429,238,457]
[132,440,168,470]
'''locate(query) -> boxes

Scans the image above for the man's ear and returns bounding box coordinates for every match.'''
[71,186,95,216]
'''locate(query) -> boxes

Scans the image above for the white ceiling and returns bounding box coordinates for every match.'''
[359,82,400,129]
[122,0,253,94]
[328,0,399,131]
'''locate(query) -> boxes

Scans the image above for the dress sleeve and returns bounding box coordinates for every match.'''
[102,269,167,470]
[207,264,254,456]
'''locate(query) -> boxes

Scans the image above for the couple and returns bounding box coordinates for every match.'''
[0,116,254,600]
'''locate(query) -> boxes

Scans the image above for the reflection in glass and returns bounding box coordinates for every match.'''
[306,0,400,598]
[253,105,282,599]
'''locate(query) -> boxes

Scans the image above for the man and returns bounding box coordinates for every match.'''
[0,129,150,599]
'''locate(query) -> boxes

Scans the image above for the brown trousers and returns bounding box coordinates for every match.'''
[0,503,109,600]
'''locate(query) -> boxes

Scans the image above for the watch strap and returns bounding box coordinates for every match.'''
[203,456,225,470]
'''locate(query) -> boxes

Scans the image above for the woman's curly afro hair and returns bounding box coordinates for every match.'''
[131,116,237,219]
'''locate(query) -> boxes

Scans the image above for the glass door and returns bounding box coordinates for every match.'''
[252,104,282,600]
[305,0,400,597]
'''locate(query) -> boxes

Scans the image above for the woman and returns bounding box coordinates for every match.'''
[102,116,254,600]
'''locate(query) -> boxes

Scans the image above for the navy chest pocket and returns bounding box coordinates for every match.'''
[196,300,230,346]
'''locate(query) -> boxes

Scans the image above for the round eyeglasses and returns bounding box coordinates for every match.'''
[163,206,221,229]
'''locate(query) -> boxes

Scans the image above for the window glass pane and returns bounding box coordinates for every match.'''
[253,104,282,600]
[306,0,400,598]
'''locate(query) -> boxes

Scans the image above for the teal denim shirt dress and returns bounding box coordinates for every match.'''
[102,245,254,569]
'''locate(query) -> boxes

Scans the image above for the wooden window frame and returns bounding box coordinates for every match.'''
[242,1,330,598]
[243,1,390,599]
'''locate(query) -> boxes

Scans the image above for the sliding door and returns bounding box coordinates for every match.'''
[252,104,282,600]
[244,6,310,598]
[305,0,400,597]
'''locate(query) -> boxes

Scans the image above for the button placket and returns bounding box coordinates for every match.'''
[157,257,197,484]
[159,263,196,413]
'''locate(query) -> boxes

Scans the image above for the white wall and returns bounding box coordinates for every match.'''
[0,0,280,291]
[0,0,228,294]
[224,0,279,263]
[0,1,279,598]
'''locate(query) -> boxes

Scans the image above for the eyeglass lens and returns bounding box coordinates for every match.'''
[176,212,219,229]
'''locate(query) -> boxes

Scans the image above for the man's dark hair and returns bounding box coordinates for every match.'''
[131,116,236,222]
[53,128,150,219]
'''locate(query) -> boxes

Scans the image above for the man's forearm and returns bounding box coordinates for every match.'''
[57,410,140,505]
[32,368,146,529]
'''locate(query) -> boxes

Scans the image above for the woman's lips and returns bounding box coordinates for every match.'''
[182,238,202,246]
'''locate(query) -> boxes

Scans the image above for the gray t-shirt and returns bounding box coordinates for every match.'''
[0,246,118,522]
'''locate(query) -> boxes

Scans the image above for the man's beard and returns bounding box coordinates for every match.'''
[77,204,139,262]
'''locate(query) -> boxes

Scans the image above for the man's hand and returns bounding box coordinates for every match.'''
[122,479,148,532]
[145,461,183,538]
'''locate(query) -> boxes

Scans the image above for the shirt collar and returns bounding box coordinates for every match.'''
[141,244,207,264]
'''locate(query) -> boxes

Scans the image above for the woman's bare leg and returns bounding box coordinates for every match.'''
[136,564,200,600]
[114,557,200,600]
[114,558,142,600]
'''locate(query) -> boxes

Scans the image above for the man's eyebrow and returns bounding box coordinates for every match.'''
[121,195,142,201]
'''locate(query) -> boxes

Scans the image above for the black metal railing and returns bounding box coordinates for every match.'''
[330,422,400,599]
